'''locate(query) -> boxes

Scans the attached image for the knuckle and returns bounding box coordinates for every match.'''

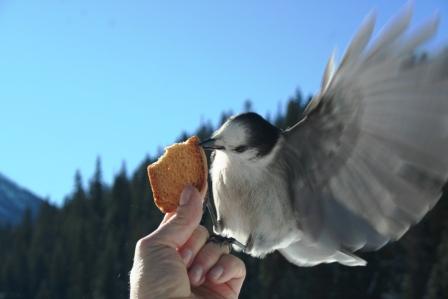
[135,235,156,251]
[137,239,148,251]
[135,239,146,255]
[135,238,147,251]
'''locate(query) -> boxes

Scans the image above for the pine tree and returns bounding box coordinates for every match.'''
[90,156,104,218]
[283,91,304,128]
[425,227,448,299]
[101,165,133,298]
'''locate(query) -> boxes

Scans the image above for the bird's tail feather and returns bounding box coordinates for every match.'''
[279,241,366,267]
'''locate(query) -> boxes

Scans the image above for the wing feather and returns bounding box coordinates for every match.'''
[364,3,413,62]
[339,11,376,68]
[282,5,448,253]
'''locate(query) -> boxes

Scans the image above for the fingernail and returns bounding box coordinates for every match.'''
[189,265,203,284]
[180,249,192,265]
[180,186,194,206]
[208,265,224,280]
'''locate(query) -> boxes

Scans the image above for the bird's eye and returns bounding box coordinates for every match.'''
[234,145,247,153]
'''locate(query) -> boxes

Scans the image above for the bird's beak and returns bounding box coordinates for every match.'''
[199,138,225,151]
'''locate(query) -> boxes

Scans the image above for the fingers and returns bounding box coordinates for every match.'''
[207,254,246,294]
[142,186,204,250]
[188,241,231,286]
[176,225,246,294]
[178,225,209,267]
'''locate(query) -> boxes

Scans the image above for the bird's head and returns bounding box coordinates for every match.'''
[200,112,281,162]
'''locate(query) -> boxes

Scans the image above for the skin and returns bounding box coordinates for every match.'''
[130,186,246,299]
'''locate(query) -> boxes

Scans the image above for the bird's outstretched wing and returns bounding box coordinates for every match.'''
[282,5,448,252]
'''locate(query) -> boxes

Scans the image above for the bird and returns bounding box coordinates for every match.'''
[199,4,448,267]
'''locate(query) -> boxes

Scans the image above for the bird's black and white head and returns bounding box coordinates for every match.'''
[201,112,282,163]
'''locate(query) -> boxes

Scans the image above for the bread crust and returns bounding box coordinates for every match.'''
[147,136,208,213]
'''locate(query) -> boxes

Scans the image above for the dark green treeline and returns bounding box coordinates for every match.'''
[1,92,447,299]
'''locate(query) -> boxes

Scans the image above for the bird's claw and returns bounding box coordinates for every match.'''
[207,234,246,253]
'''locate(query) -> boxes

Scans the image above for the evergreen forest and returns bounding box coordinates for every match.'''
[1,93,447,299]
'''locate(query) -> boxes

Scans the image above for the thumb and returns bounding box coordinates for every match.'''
[151,185,204,249]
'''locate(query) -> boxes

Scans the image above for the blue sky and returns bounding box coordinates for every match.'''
[0,0,447,204]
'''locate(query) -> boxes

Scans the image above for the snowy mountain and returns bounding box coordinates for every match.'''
[0,173,43,225]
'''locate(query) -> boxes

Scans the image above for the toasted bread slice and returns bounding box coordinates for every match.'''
[147,136,208,213]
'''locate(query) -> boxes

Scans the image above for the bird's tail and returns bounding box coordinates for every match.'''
[279,240,366,267]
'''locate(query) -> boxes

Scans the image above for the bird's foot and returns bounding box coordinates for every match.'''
[207,234,246,253]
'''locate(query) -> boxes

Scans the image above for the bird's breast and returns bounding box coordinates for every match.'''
[210,152,259,240]
[210,151,300,253]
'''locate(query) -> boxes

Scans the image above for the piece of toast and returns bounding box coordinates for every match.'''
[147,136,208,213]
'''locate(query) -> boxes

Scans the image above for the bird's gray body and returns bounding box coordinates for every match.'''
[206,4,448,266]
[211,138,366,266]
[211,138,301,257]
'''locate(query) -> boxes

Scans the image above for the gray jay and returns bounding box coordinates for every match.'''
[201,5,448,266]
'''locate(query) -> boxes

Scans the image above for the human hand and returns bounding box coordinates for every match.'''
[130,186,246,299]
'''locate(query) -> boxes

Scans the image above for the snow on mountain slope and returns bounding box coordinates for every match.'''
[0,173,43,225]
